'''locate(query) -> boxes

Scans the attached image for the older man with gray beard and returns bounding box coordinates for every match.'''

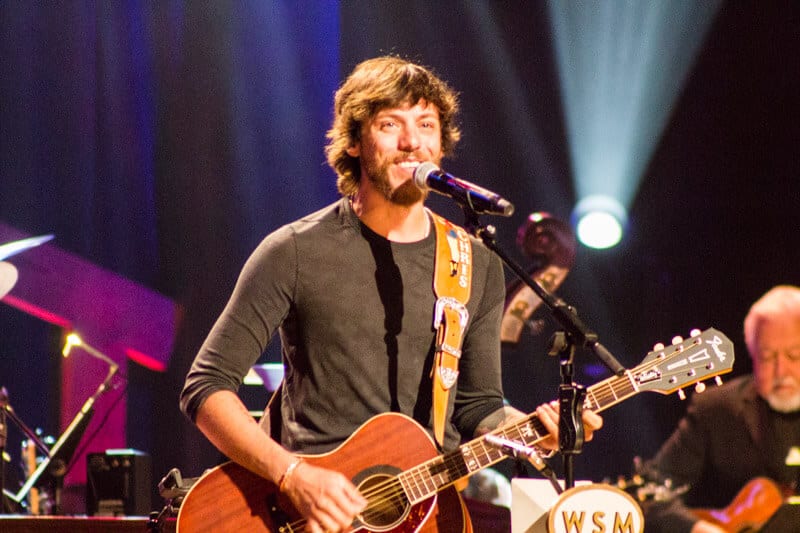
[643,285,800,533]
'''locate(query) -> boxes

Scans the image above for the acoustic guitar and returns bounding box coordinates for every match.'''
[621,476,787,532]
[177,328,734,533]
[693,477,785,533]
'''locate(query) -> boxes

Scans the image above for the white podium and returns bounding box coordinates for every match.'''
[511,479,589,533]
[512,479,644,533]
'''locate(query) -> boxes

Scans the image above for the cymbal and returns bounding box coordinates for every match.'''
[0,234,54,261]
[0,261,18,299]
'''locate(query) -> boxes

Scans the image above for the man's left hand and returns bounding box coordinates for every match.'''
[535,401,603,451]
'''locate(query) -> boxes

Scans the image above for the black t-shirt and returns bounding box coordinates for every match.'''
[766,408,800,488]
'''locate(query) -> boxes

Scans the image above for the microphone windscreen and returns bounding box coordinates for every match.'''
[413,161,440,189]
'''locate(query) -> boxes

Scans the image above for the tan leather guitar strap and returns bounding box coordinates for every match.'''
[429,210,472,447]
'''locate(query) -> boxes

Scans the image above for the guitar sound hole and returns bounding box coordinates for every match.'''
[357,472,410,531]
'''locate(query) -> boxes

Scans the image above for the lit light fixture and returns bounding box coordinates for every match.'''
[548,1,721,251]
[62,332,83,357]
[572,195,627,250]
[61,332,118,369]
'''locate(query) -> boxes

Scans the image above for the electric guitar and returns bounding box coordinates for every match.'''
[177,328,734,533]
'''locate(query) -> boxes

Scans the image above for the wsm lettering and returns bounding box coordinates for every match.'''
[559,510,637,533]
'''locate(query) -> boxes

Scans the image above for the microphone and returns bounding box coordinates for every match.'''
[413,162,514,217]
[485,434,546,465]
[485,434,563,494]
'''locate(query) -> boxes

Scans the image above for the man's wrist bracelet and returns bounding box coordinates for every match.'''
[278,458,303,492]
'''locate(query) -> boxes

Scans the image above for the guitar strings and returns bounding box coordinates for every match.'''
[365,359,664,522]
[280,477,408,532]
[280,354,680,531]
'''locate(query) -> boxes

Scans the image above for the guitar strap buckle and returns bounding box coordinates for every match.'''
[433,297,469,358]
[433,297,469,390]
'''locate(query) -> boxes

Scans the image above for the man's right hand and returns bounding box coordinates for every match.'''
[280,461,367,533]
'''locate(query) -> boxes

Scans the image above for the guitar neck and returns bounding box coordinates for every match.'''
[400,370,638,503]
[175,329,732,532]
[400,328,735,504]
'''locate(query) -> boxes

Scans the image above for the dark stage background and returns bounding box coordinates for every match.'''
[1,0,799,514]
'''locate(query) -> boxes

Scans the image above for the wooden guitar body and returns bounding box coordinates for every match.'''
[177,328,734,532]
[177,413,471,533]
[692,477,784,533]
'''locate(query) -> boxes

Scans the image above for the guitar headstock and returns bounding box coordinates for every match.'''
[605,473,689,504]
[631,328,734,396]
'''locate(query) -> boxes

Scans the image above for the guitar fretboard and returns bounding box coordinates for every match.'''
[398,370,641,503]
[398,329,731,504]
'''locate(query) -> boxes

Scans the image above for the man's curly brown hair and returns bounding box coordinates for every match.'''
[325,56,461,196]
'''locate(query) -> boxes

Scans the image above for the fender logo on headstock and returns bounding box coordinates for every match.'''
[636,369,662,384]
[706,335,729,362]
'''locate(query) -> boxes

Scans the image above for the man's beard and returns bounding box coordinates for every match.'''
[765,377,800,413]
[364,156,426,206]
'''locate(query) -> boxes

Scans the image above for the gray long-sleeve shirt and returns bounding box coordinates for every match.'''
[181,198,506,452]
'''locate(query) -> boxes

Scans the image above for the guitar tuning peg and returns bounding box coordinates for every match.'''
[715,376,723,386]
[695,382,706,394]
[653,342,665,352]
[678,388,686,400]
[671,335,684,346]
[689,328,701,338]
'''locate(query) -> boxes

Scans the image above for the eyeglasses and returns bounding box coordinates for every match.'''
[756,347,800,363]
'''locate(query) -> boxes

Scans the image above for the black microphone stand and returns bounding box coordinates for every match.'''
[549,331,585,490]
[2,336,120,514]
[0,387,8,512]
[6,362,117,514]
[461,207,626,491]
[0,387,55,513]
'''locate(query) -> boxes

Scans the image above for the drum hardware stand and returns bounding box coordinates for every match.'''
[1,333,119,514]
[147,467,202,531]
[1,386,55,513]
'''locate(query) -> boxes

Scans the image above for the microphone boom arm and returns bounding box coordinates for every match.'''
[474,224,626,376]
[464,210,626,491]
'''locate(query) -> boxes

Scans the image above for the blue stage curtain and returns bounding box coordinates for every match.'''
[1,0,341,497]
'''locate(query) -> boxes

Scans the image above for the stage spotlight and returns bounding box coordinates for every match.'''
[572,195,627,250]
[548,1,721,246]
